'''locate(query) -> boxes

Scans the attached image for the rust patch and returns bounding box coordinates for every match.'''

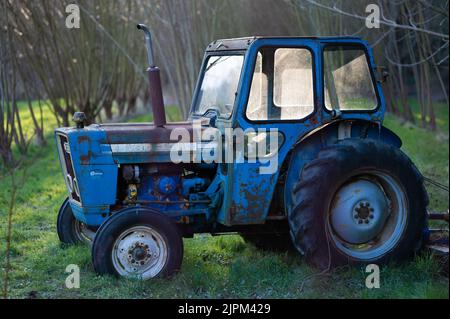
[80,151,93,165]
[77,135,90,143]
[309,114,319,125]
[231,177,266,223]
[229,204,239,221]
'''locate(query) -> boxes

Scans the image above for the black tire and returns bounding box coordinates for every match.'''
[57,197,95,245]
[92,207,183,279]
[240,232,295,252]
[288,138,428,269]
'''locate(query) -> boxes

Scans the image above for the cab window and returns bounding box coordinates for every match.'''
[323,46,378,111]
[246,48,314,121]
[194,55,244,118]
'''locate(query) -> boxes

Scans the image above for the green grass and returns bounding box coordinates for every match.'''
[0,101,448,299]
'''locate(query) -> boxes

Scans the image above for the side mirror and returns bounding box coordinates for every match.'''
[376,66,389,83]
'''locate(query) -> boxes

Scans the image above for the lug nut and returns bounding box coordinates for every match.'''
[369,214,374,219]
[365,220,369,224]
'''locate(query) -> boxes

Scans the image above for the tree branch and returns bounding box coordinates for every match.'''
[302,0,449,39]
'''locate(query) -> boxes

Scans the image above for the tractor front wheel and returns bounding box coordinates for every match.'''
[288,139,428,269]
[57,197,95,245]
[92,207,183,280]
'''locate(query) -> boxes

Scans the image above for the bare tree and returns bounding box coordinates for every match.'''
[5,0,448,128]
[1,1,30,163]
[7,0,146,125]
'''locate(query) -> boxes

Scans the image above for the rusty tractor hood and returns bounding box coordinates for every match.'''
[55,121,197,165]
[99,121,194,144]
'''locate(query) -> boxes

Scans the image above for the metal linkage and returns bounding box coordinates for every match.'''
[424,176,449,192]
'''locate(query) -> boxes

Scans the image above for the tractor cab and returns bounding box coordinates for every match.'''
[191,36,384,125]
[188,36,393,225]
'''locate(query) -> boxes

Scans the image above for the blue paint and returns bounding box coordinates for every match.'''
[137,175,184,211]
[69,199,111,225]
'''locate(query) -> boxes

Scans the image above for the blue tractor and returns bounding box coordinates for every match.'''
[55,25,428,279]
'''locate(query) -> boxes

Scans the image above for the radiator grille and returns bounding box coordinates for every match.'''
[57,134,81,203]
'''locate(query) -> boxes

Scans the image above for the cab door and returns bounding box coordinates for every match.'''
[222,39,323,225]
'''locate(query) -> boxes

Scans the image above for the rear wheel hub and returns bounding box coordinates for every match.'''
[331,179,390,244]
[328,171,408,260]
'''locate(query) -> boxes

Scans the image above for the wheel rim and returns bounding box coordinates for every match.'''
[328,170,408,261]
[112,226,168,279]
[73,220,95,244]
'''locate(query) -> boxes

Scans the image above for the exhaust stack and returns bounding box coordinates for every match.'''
[137,24,167,127]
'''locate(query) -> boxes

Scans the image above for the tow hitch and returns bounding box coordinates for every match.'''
[426,211,449,275]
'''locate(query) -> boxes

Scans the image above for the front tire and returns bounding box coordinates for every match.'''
[288,139,428,269]
[92,207,183,280]
[57,197,95,245]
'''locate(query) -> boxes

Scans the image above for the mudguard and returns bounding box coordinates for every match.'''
[284,120,403,215]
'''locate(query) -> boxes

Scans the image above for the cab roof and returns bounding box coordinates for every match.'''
[206,36,363,52]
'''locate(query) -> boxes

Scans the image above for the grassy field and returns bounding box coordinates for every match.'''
[0,101,448,299]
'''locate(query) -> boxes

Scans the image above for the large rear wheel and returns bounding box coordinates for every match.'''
[288,139,428,269]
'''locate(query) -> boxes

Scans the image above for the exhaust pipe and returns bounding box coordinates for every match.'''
[137,24,167,127]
